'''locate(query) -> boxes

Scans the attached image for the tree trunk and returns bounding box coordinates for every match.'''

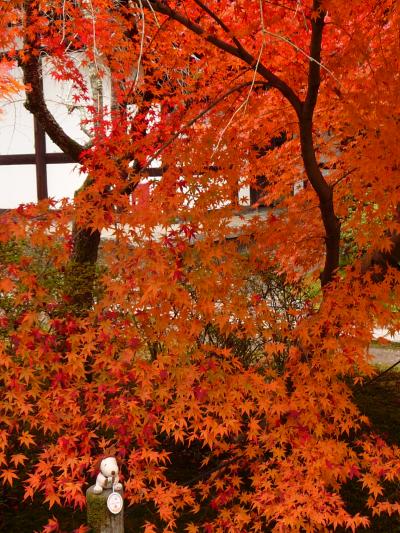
[64,225,101,313]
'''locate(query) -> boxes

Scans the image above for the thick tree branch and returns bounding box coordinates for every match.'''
[137,0,302,114]
[299,1,340,286]
[192,0,247,55]
[304,4,325,118]
[22,0,85,162]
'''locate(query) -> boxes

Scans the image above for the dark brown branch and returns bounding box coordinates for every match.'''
[303,4,325,118]
[138,0,302,114]
[0,153,74,165]
[298,1,340,286]
[363,358,400,386]
[21,0,85,162]
[33,114,48,201]
[300,2,330,204]
[331,168,356,188]
[192,0,247,54]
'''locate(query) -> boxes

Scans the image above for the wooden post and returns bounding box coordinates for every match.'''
[86,486,124,533]
[33,61,48,202]
[33,114,48,201]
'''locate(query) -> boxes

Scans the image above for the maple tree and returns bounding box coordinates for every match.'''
[0,0,400,531]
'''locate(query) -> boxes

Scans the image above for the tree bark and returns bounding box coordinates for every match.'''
[22,0,101,312]
[299,117,340,287]
[299,2,341,286]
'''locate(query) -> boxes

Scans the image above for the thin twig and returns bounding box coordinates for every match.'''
[363,359,400,386]
[86,0,101,77]
[142,80,270,171]
[263,28,340,85]
[244,0,266,110]
[133,0,146,92]
[192,0,247,54]
[137,0,302,114]
[184,456,238,487]
[144,0,161,28]
[60,0,67,43]
[331,168,356,188]
[213,0,266,152]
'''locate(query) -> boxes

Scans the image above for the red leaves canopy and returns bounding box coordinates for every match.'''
[0,0,399,531]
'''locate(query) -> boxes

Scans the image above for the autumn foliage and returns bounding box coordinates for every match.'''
[0,0,400,531]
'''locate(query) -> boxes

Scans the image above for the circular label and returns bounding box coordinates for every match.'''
[107,491,123,515]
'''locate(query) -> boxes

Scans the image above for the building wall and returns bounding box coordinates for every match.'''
[0,60,87,208]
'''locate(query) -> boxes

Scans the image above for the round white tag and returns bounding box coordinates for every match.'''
[107,491,123,515]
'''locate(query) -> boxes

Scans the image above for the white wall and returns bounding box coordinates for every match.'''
[0,61,88,208]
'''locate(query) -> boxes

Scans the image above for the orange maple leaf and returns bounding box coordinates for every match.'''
[19,431,35,448]
[10,453,28,467]
[0,468,18,486]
